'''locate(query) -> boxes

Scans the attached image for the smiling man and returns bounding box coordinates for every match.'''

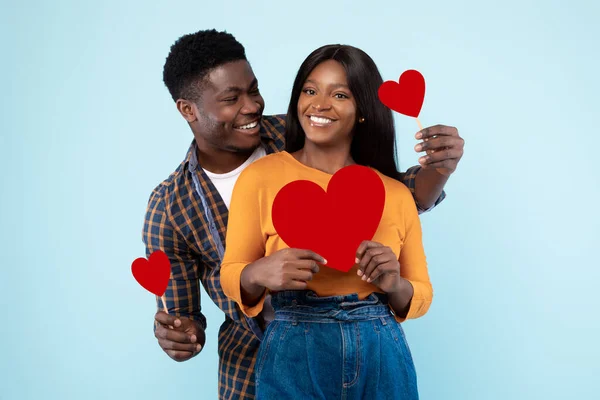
[142,29,464,400]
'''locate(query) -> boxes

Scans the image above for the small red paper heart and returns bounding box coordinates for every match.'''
[131,250,171,296]
[378,69,425,118]
[272,165,385,272]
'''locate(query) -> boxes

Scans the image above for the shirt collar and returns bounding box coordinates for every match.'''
[185,140,199,173]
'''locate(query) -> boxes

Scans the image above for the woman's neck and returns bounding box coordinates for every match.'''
[292,142,355,175]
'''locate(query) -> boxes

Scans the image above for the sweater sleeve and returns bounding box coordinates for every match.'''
[220,166,270,318]
[395,193,434,322]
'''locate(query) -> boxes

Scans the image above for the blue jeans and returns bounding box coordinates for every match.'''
[255,290,419,399]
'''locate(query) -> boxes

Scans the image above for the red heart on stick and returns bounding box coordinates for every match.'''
[131,250,170,296]
[378,69,425,118]
[272,165,385,273]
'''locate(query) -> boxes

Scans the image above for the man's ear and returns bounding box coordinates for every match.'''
[176,99,197,123]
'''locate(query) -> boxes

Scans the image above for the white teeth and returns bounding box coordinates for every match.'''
[310,116,333,124]
[237,121,258,129]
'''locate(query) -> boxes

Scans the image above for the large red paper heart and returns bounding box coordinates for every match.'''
[272,165,385,272]
[378,69,425,118]
[131,250,170,296]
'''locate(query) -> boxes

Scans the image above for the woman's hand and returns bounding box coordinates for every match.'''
[355,240,403,294]
[240,248,326,305]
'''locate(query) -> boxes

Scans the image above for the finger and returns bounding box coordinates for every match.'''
[285,263,315,281]
[293,249,327,264]
[287,279,309,291]
[358,247,386,276]
[362,252,390,281]
[286,260,319,274]
[367,263,397,283]
[157,325,197,344]
[159,338,202,353]
[419,148,463,165]
[160,338,201,353]
[416,125,458,140]
[166,350,194,362]
[293,269,315,282]
[415,136,463,153]
[366,264,386,283]
[422,160,458,170]
[155,323,178,341]
[155,311,182,328]
[299,260,320,274]
[355,241,381,264]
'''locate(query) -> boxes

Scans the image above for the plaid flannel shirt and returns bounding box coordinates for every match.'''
[142,114,445,400]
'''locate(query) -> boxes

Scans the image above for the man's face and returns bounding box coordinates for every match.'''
[183,60,265,153]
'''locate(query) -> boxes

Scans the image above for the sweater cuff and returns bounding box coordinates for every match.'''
[222,263,268,318]
[393,279,432,322]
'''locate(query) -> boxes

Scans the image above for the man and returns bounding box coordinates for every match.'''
[143,29,464,400]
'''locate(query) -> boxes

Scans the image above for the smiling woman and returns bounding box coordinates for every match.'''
[220,44,432,400]
[297,59,358,146]
[284,45,402,182]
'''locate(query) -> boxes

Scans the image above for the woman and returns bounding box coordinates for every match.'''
[220,44,433,399]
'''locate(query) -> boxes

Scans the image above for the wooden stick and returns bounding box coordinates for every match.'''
[158,294,168,314]
[416,117,423,131]
[156,294,174,330]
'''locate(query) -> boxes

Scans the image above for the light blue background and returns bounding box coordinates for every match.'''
[1,0,598,399]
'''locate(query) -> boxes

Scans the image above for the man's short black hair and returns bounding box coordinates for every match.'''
[162,29,247,102]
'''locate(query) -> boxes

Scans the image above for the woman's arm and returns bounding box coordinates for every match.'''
[391,196,433,322]
[220,167,270,318]
[220,165,326,317]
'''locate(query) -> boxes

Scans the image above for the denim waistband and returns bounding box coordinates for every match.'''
[270,290,392,322]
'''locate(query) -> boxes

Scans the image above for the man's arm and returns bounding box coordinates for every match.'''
[404,124,465,211]
[272,114,464,212]
[143,188,206,361]
[399,166,447,213]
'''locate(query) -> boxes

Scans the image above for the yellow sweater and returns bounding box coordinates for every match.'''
[220,151,433,322]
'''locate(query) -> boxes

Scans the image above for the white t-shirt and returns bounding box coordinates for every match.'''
[202,145,275,324]
[202,146,267,209]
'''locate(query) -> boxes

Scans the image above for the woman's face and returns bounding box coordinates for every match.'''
[297,60,358,148]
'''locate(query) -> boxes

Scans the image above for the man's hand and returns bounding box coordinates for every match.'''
[240,249,326,304]
[415,125,464,177]
[355,240,403,294]
[154,311,205,362]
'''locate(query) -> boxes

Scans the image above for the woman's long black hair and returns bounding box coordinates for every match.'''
[285,44,401,181]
